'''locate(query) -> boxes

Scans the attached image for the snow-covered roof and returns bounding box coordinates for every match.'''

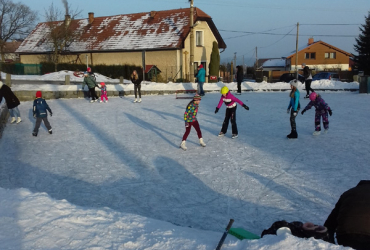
[262,58,286,68]
[16,8,226,54]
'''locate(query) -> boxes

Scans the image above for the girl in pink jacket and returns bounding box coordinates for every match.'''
[215,86,249,139]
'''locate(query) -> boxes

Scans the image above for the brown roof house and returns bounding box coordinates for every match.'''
[286,38,353,71]
[16,8,226,81]
[2,40,22,63]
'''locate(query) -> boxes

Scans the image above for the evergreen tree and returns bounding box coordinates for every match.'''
[354,11,370,74]
[208,41,220,82]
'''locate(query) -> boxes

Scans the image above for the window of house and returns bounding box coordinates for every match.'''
[325,52,336,59]
[305,52,316,59]
[196,31,203,46]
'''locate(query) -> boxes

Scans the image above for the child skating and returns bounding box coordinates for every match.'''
[301,92,332,135]
[180,94,206,151]
[98,82,108,103]
[215,86,249,139]
[287,80,300,139]
[32,91,53,136]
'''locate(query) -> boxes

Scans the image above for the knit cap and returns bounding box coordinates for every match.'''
[193,94,201,101]
[290,79,298,88]
[36,91,42,98]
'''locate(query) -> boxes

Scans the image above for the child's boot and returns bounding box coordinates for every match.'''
[138,98,142,103]
[16,117,22,124]
[10,117,16,123]
[48,129,52,134]
[199,138,206,147]
[32,132,37,137]
[287,130,298,139]
[180,140,187,151]
[313,130,321,136]
[133,98,137,103]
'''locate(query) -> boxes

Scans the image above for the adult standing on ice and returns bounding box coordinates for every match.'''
[195,64,205,96]
[287,80,300,139]
[302,63,314,98]
[235,65,243,95]
[215,86,249,139]
[82,71,99,103]
[0,80,22,124]
[131,70,142,103]
[324,180,370,250]
[301,92,332,135]
[180,94,206,151]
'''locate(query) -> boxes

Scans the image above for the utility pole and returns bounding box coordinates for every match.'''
[234,52,237,68]
[242,55,245,76]
[295,22,299,80]
[255,47,258,69]
[189,0,195,82]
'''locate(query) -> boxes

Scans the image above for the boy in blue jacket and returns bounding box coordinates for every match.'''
[32,91,53,136]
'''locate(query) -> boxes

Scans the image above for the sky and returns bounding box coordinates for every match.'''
[0,71,366,249]
[13,0,370,66]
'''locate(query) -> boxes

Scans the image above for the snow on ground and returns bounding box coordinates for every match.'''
[0,71,365,250]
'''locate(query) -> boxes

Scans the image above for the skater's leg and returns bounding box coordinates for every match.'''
[322,112,329,130]
[138,84,142,98]
[230,106,238,135]
[192,120,203,139]
[221,108,232,133]
[315,112,321,131]
[307,80,314,94]
[182,123,192,141]
[134,85,138,98]
[237,81,241,93]
[42,117,52,131]
[290,109,297,131]
[33,117,42,134]
[305,80,310,96]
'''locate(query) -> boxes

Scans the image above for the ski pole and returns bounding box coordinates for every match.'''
[215,219,234,250]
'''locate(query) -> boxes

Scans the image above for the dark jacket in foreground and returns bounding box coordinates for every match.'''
[0,81,20,109]
[33,98,52,118]
[324,180,370,237]
[131,76,142,85]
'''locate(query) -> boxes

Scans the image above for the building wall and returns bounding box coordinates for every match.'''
[289,43,351,71]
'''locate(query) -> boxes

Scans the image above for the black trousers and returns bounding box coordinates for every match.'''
[305,79,314,96]
[337,234,370,250]
[134,84,141,98]
[89,87,98,100]
[221,106,238,135]
[237,81,242,93]
[33,117,52,133]
[290,109,297,131]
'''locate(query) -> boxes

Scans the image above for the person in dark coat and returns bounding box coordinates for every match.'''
[235,65,244,95]
[82,71,99,102]
[324,180,370,250]
[0,80,22,124]
[302,63,314,98]
[32,91,52,136]
[131,70,143,103]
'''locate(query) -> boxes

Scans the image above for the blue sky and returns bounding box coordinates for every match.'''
[19,0,369,66]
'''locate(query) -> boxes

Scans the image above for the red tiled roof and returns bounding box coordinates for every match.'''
[286,40,352,58]
[17,8,226,54]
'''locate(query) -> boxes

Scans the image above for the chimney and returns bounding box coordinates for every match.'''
[65,14,71,27]
[88,12,94,24]
[308,37,314,45]
[150,11,156,18]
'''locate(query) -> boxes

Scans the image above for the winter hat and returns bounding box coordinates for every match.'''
[193,94,201,101]
[87,67,91,72]
[221,86,229,95]
[198,64,203,69]
[309,92,317,101]
[36,91,42,98]
[290,79,298,88]
[100,82,105,86]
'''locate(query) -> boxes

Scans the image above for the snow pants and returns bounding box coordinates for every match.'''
[182,120,202,141]
[221,106,238,135]
[33,117,52,133]
[134,84,141,98]
[290,109,297,131]
[315,111,329,131]
[237,81,242,94]
[101,92,108,102]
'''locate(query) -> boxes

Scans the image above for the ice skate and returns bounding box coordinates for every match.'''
[324,129,328,134]
[32,132,37,137]
[133,99,137,103]
[287,130,298,139]
[10,117,16,123]
[218,132,225,137]
[199,138,206,147]
[232,134,238,139]
[313,131,321,136]
[180,140,187,151]
[48,129,52,134]
[16,117,22,124]
[138,98,142,103]
[90,100,94,103]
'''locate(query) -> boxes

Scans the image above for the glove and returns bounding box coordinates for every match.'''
[301,110,306,115]
[287,108,290,114]
[33,114,36,119]
[242,104,249,110]
[215,108,219,114]
[328,109,332,116]
[185,122,189,127]
[50,112,53,117]
[293,111,298,117]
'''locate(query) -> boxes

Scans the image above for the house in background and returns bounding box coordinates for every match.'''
[2,40,22,63]
[286,38,353,71]
[258,58,288,71]
[16,8,226,81]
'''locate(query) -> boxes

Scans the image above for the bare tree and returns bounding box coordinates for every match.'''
[0,0,37,61]
[44,1,82,71]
